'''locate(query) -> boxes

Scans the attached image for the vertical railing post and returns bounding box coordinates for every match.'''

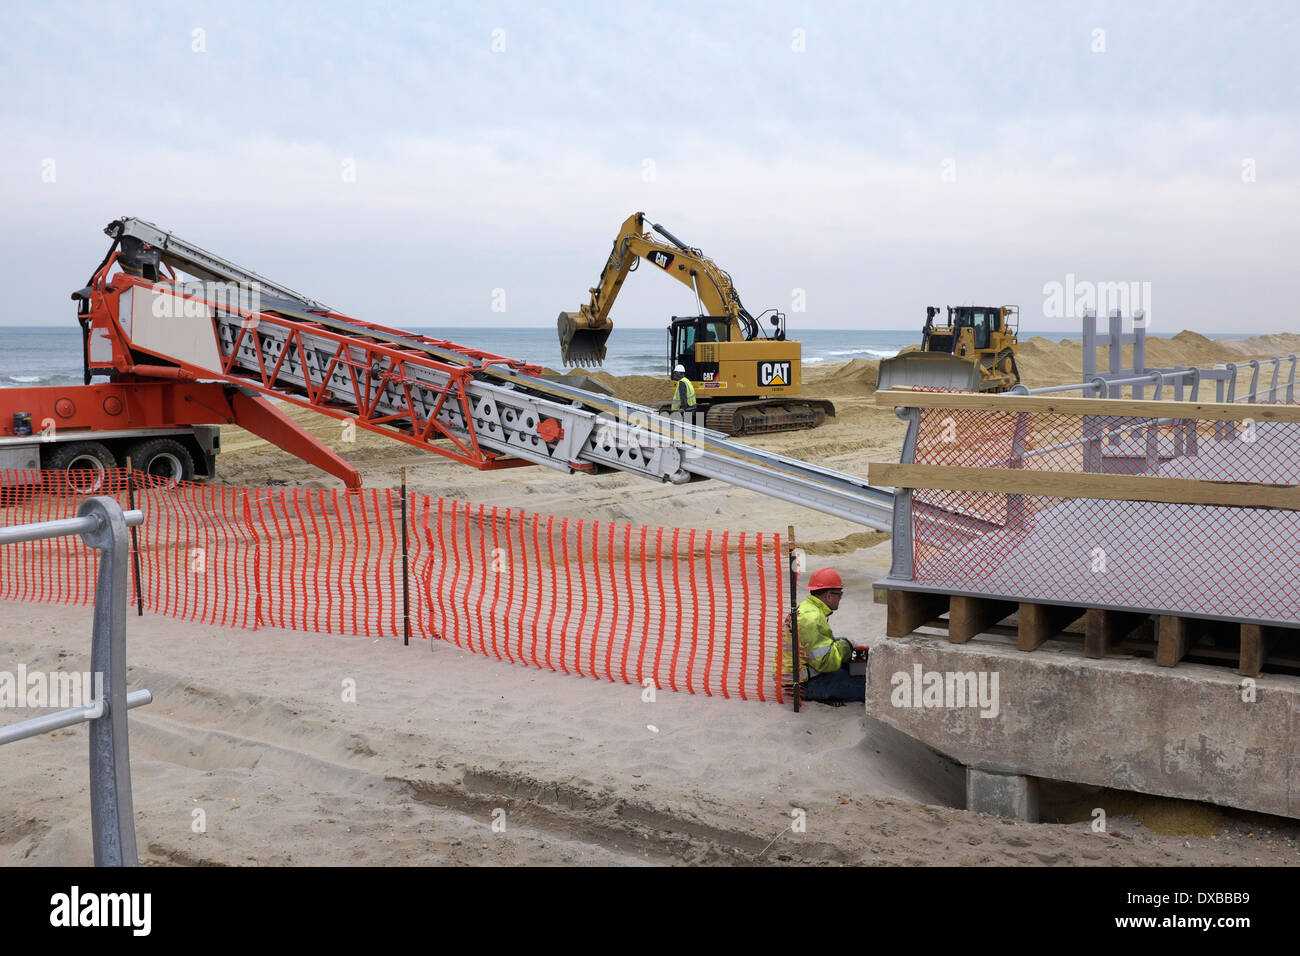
[1007,410,1030,526]
[1225,364,1239,440]
[1081,309,1097,381]
[1132,311,1146,401]
[1107,309,1123,399]
[890,407,921,579]
[77,496,138,867]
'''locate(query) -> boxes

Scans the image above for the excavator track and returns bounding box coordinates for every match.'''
[704,399,836,437]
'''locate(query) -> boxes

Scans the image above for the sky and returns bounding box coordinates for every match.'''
[1,0,1296,335]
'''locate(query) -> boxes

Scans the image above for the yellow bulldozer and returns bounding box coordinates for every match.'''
[876,305,1021,392]
[557,212,834,436]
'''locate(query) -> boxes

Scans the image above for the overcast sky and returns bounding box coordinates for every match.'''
[1,1,1296,334]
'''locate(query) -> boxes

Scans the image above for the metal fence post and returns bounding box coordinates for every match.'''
[77,496,139,867]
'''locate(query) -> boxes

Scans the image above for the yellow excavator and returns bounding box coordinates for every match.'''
[557,212,834,436]
[876,305,1021,392]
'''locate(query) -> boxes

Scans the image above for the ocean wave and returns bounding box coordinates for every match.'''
[7,375,43,383]
[808,349,899,361]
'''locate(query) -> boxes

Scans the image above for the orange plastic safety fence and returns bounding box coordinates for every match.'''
[416,500,788,700]
[0,470,790,702]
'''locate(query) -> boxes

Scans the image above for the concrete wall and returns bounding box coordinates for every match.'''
[865,633,1300,820]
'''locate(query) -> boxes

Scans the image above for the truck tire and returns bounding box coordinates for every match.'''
[44,441,117,494]
[125,438,194,486]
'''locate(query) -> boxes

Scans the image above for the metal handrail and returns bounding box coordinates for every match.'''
[0,498,150,866]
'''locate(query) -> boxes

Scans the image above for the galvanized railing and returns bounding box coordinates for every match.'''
[0,497,152,866]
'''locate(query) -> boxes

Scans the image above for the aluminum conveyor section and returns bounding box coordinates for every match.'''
[110,218,895,530]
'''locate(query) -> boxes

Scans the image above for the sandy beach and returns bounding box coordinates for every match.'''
[4,331,1300,866]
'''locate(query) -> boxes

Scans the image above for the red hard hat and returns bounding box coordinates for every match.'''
[808,568,843,591]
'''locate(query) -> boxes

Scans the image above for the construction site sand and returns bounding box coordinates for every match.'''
[4,599,1297,866]
[5,331,1300,865]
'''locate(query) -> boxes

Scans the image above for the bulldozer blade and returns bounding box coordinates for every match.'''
[876,353,983,392]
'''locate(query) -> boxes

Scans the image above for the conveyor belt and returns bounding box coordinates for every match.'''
[109,217,896,530]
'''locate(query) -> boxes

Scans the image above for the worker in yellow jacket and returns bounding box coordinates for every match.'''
[789,568,864,704]
[670,364,697,411]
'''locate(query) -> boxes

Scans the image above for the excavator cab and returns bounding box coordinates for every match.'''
[669,316,730,378]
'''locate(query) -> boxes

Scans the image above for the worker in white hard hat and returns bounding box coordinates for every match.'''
[670,364,697,412]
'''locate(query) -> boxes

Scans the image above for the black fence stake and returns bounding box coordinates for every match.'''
[788,524,800,713]
[401,467,410,646]
[125,459,144,617]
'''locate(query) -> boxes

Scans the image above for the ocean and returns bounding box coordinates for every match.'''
[0,325,1261,387]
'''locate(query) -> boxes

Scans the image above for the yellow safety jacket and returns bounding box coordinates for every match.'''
[779,594,850,683]
[671,377,697,410]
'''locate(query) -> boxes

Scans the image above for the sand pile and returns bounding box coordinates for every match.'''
[574,370,675,406]
[806,358,880,394]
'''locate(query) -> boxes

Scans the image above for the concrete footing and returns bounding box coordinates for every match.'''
[967,768,1039,822]
[865,632,1300,821]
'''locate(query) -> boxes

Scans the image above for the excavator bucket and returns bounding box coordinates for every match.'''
[876,352,984,393]
[557,310,612,367]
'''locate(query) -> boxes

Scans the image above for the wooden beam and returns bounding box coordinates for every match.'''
[949,596,1017,644]
[1157,615,1191,666]
[886,590,949,637]
[867,462,1300,512]
[1017,602,1083,651]
[1084,608,1149,658]
[873,388,1300,424]
[1238,624,1273,678]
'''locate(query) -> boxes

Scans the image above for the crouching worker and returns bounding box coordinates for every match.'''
[793,568,864,704]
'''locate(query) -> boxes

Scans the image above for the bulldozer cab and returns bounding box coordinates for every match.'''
[669,316,730,376]
[949,306,1003,350]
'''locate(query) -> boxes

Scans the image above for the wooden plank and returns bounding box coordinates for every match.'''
[1238,624,1272,678]
[1084,608,1149,658]
[867,462,1300,512]
[886,590,948,637]
[873,388,1300,424]
[1017,602,1083,651]
[949,596,1017,644]
[1157,615,1190,666]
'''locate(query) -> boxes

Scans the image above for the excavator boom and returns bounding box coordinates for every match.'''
[556,212,833,435]
[558,212,752,367]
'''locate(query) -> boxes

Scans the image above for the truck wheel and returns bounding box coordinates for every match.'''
[126,438,194,486]
[44,441,117,494]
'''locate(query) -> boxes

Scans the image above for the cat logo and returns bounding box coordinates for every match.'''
[649,251,674,270]
[758,361,791,387]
